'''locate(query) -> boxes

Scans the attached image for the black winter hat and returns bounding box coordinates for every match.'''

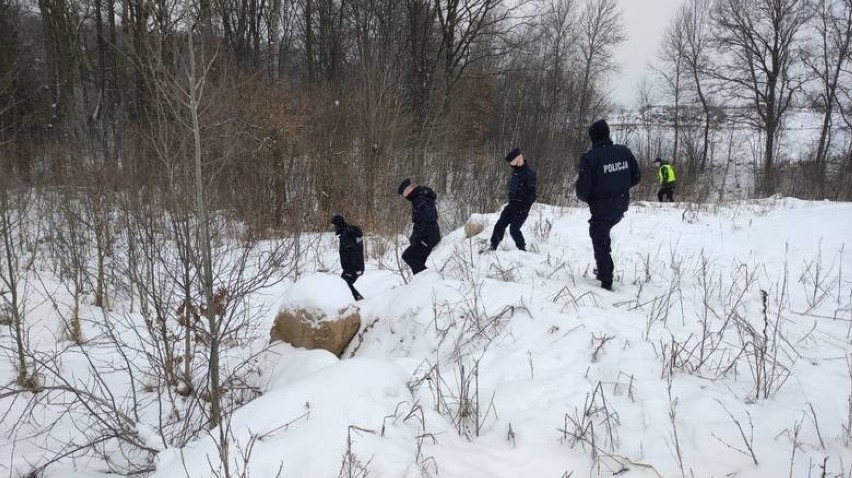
[588,119,610,143]
[330,214,345,227]
[504,147,522,162]
[653,157,662,164]
[397,178,412,195]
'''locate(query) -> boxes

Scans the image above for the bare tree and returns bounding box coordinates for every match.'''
[0,0,37,389]
[540,0,580,132]
[144,23,225,427]
[804,0,852,196]
[347,0,411,228]
[36,0,79,133]
[185,32,223,429]
[573,0,625,153]
[636,77,659,164]
[528,0,581,194]
[682,0,716,173]
[435,0,518,98]
[654,7,687,172]
[834,80,852,197]
[0,183,38,388]
[711,0,812,195]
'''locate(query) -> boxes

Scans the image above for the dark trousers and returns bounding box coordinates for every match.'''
[341,271,363,300]
[490,203,530,250]
[589,214,622,283]
[657,186,675,202]
[404,222,440,274]
[403,222,440,274]
[402,241,437,274]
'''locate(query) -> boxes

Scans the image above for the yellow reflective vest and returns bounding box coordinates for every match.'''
[658,164,676,186]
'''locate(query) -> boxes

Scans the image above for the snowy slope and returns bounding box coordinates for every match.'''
[148,199,852,478]
[1,199,850,478]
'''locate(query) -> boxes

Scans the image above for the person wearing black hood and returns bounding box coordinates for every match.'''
[575,119,641,291]
[397,178,441,275]
[330,214,365,300]
[485,147,537,252]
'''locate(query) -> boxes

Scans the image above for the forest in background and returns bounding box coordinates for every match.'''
[1,0,849,236]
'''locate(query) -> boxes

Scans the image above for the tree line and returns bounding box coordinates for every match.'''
[1,1,850,234]
[649,0,852,199]
[0,0,630,236]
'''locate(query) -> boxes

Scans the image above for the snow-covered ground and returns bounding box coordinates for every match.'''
[3,198,852,477]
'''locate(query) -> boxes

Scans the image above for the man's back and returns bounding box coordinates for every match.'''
[576,139,641,215]
[574,119,641,291]
[659,162,676,186]
[410,186,439,224]
[339,224,364,272]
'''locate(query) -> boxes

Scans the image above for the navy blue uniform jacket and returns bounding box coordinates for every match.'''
[337,224,365,273]
[409,186,441,246]
[508,163,537,208]
[575,139,641,216]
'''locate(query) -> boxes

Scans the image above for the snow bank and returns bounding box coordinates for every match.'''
[153,346,415,478]
[278,272,355,317]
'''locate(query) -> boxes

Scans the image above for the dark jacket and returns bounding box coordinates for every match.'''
[336,223,365,273]
[508,163,537,208]
[575,139,641,217]
[408,186,441,247]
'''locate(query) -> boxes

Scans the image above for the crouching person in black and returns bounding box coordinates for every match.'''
[397,178,441,275]
[488,146,537,252]
[575,119,641,291]
[331,214,365,300]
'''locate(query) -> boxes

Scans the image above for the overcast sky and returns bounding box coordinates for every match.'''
[609,0,684,107]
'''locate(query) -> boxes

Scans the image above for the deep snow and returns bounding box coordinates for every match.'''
[3,198,852,478]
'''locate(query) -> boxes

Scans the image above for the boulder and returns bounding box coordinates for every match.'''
[270,305,361,357]
[464,214,487,238]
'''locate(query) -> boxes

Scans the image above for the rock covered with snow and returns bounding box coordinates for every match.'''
[279,273,355,315]
[463,213,488,238]
[270,273,361,356]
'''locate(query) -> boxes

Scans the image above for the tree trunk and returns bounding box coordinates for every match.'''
[763,122,777,196]
[814,103,833,196]
[673,74,681,173]
[695,70,711,171]
[0,190,29,387]
[269,0,281,81]
[305,0,315,81]
[187,33,221,428]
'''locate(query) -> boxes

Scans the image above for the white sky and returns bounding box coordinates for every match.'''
[609,0,684,107]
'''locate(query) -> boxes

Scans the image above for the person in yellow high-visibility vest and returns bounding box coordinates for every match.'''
[653,157,676,202]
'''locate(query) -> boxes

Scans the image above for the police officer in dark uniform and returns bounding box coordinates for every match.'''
[575,119,641,291]
[397,178,441,275]
[487,146,537,252]
[331,214,365,300]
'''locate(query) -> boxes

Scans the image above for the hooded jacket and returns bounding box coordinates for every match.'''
[335,222,365,273]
